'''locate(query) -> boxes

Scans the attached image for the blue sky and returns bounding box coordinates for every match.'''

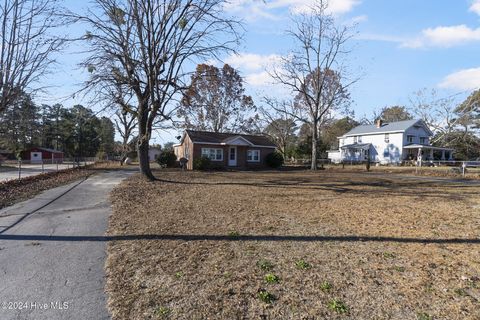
[42,0,480,143]
[223,0,480,118]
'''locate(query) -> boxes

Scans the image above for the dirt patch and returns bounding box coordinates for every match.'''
[107,170,480,320]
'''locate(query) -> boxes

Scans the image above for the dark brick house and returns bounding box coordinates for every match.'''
[173,130,277,170]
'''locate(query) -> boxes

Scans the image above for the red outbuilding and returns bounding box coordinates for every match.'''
[21,147,64,164]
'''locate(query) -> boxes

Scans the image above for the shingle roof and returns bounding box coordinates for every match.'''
[341,143,371,150]
[35,147,63,153]
[343,119,424,136]
[185,130,276,147]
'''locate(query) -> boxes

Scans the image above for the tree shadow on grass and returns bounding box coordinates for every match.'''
[1,233,479,244]
[153,176,479,201]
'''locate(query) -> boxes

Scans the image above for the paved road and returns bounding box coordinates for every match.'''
[0,170,132,320]
[0,163,93,182]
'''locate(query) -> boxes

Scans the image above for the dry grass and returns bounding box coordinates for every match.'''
[106,170,480,320]
[0,162,121,209]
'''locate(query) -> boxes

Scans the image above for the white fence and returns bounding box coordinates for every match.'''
[0,158,97,181]
[285,158,480,177]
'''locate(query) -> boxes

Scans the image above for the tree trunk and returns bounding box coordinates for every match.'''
[137,108,155,181]
[311,122,318,170]
[138,138,155,180]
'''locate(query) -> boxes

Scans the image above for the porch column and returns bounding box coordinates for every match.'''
[417,147,423,166]
[429,148,433,161]
[441,150,445,160]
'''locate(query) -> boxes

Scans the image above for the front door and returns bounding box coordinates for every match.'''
[228,146,237,166]
[31,152,42,163]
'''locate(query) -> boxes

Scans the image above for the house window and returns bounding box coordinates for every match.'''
[384,133,389,143]
[407,135,414,143]
[201,148,223,161]
[247,150,260,162]
[420,137,427,145]
[358,136,362,143]
[353,136,358,143]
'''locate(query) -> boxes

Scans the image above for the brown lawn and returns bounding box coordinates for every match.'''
[106,170,480,320]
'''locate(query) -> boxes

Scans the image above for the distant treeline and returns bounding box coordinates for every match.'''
[0,92,115,158]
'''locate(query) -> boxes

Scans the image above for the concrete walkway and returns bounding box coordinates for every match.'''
[0,170,131,320]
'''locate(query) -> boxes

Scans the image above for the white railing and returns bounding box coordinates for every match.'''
[284,158,480,177]
[0,158,97,180]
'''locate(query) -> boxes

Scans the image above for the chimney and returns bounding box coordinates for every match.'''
[376,119,383,128]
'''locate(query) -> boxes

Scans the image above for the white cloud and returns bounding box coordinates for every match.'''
[245,71,274,86]
[224,52,283,86]
[470,0,480,15]
[224,52,282,71]
[349,14,368,23]
[439,67,480,90]
[224,0,361,21]
[401,25,480,48]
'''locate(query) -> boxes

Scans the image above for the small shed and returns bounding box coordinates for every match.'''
[148,147,162,162]
[22,147,64,164]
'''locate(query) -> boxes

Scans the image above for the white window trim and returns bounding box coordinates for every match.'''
[201,148,223,161]
[384,133,389,143]
[247,149,260,162]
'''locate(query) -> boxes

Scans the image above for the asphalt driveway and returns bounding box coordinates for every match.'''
[0,170,131,320]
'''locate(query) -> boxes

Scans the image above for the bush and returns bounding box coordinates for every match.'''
[193,156,211,170]
[265,151,284,168]
[157,150,177,168]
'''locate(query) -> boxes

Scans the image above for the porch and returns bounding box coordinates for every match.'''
[403,144,454,163]
[340,143,372,162]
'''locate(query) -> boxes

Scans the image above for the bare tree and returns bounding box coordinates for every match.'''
[260,98,297,157]
[71,0,240,180]
[269,0,354,170]
[177,63,257,133]
[0,0,64,114]
[114,110,137,164]
[409,88,461,144]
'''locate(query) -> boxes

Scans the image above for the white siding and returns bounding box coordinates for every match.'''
[404,125,430,145]
[327,121,434,165]
[329,132,404,164]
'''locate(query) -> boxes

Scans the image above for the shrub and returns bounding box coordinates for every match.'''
[265,151,284,168]
[157,150,177,168]
[193,156,211,170]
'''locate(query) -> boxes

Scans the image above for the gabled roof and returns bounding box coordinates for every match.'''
[31,147,64,153]
[183,130,276,147]
[342,119,431,137]
[341,143,371,150]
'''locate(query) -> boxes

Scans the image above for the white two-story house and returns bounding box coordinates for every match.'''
[327,119,454,164]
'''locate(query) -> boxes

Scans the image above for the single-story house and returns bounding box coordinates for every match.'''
[173,130,277,170]
[148,147,162,162]
[327,119,454,165]
[21,147,64,164]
